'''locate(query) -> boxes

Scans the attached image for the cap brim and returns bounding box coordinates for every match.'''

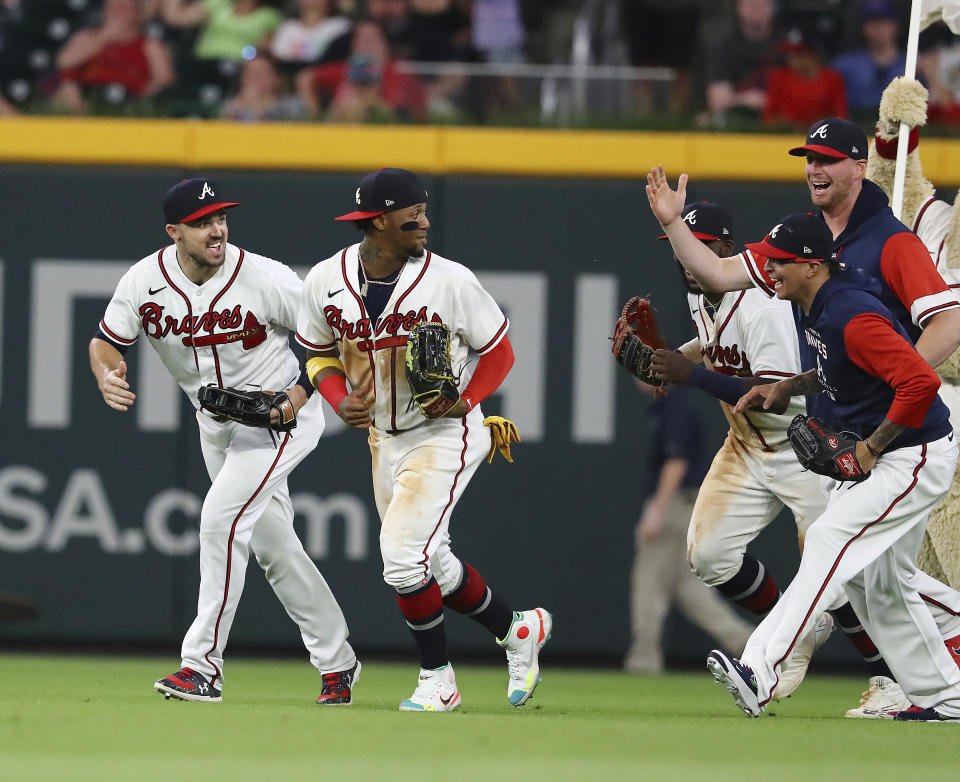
[744,240,800,260]
[788,144,848,158]
[744,240,827,261]
[658,231,723,241]
[335,210,387,222]
[177,202,239,224]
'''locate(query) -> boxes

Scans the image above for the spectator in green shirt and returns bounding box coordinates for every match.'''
[163,0,282,61]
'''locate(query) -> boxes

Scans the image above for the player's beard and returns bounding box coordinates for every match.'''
[185,237,226,269]
[809,173,854,213]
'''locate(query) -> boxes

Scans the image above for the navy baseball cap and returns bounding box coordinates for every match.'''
[336,167,428,221]
[789,117,868,160]
[744,213,834,263]
[163,178,238,224]
[659,201,733,241]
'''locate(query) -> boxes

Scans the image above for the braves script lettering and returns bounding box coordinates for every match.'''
[703,343,753,377]
[324,305,437,343]
[139,303,245,340]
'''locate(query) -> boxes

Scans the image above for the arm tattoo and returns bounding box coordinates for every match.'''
[865,420,905,454]
[790,370,822,395]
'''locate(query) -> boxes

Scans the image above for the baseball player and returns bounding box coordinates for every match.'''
[646,117,960,717]
[710,213,960,721]
[295,167,551,712]
[89,178,359,704]
[640,201,832,698]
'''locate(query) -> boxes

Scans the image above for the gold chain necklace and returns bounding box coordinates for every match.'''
[358,250,405,297]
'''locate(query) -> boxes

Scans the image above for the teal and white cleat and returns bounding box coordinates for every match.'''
[498,607,553,707]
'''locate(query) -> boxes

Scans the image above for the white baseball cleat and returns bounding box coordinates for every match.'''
[399,664,461,712]
[844,675,910,719]
[773,611,835,700]
[498,607,553,706]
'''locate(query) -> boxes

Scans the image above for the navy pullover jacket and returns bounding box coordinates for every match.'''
[796,269,950,450]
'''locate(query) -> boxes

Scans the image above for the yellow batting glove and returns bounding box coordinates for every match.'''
[483,416,521,464]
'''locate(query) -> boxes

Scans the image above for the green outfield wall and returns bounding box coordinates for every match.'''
[0,162,872,666]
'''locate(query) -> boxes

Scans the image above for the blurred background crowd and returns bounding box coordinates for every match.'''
[1,0,959,130]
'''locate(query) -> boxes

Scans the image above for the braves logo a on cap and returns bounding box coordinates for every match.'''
[789,117,868,161]
[162,178,239,224]
[336,168,428,222]
[744,213,833,262]
[660,201,733,242]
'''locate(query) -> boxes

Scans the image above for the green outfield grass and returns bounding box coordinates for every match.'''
[0,653,954,782]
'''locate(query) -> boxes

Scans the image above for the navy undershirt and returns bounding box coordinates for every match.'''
[358,261,402,322]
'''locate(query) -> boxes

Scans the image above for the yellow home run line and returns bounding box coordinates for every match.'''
[2,116,960,183]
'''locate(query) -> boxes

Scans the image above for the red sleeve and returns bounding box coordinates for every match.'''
[761,69,784,124]
[310,62,347,95]
[828,70,847,118]
[740,250,777,296]
[880,231,951,310]
[461,335,514,411]
[844,313,940,427]
[316,373,349,411]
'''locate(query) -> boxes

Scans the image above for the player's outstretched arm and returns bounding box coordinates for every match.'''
[89,337,136,411]
[652,348,772,404]
[645,166,751,293]
[734,370,820,415]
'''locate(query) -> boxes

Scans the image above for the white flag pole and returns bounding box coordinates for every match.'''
[892,0,925,221]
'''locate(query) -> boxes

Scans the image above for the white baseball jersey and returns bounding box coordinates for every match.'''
[687,288,805,449]
[295,244,509,433]
[684,288,827,589]
[99,242,303,402]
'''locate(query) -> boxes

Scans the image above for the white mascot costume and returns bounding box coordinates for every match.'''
[867,76,960,587]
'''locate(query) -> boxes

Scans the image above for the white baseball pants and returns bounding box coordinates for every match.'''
[370,407,488,593]
[181,394,355,684]
[688,435,827,585]
[742,433,960,715]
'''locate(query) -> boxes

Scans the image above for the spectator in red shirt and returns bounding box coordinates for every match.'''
[55,0,174,113]
[763,27,847,130]
[296,20,426,122]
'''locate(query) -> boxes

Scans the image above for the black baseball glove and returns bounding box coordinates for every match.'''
[405,322,460,419]
[787,414,868,482]
[197,385,297,434]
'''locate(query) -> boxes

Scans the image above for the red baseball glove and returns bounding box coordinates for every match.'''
[612,296,668,386]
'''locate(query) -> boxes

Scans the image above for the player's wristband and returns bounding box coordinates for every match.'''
[689,365,748,405]
[307,355,345,385]
[296,369,315,398]
[316,373,349,411]
[865,440,883,458]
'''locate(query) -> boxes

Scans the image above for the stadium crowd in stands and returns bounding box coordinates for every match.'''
[0,0,957,129]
